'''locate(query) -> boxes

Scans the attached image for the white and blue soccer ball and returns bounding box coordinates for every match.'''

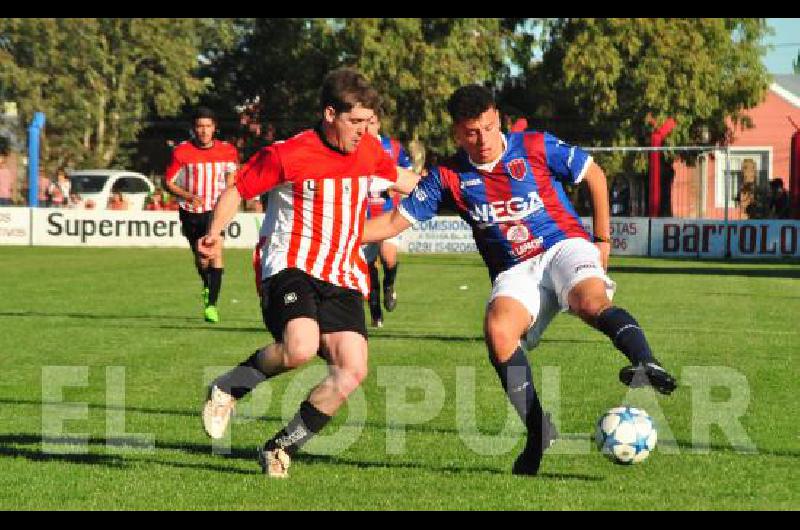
[594,406,657,465]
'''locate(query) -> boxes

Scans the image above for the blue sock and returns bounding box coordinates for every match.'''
[490,346,544,433]
[593,307,655,365]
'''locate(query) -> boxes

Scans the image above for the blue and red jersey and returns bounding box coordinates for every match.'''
[399,131,592,280]
[366,135,413,219]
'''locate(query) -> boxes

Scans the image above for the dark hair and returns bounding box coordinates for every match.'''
[320,67,380,113]
[770,178,785,190]
[193,106,217,124]
[447,84,496,124]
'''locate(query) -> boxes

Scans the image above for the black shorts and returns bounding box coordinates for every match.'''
[179,209,223,253]
[261,268,367,342]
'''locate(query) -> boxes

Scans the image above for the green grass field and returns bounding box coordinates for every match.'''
[1,246,798,510]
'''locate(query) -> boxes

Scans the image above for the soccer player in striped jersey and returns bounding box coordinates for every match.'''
[363,109,414,327]
[164,107,239,323]
[198,68,419,478]
[363,84,677,476]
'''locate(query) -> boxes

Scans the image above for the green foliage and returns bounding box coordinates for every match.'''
[0,18,234,171]
[505,19,771,175]
[205,18,516,156]
[338,18,509,152]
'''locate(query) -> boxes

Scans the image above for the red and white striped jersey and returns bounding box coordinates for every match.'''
[165,140,239,213]
[237,129,398,296]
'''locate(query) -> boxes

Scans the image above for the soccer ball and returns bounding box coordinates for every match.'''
[594,406,657,465]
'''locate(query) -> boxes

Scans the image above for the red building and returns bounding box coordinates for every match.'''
[670,75,800,219]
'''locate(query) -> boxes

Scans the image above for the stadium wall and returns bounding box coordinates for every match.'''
[1,207,798,259]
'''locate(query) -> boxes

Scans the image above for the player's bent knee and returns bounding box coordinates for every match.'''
[571,296,611,321]
[335,366,367,397]
[282,341,319,368]
[485,322,521,361]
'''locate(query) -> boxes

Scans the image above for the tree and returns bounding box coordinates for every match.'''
[337,18,509,152]
[0,18,235,172]
[794,50,800,74]
[205,18,522,157]
[503,18,771,174]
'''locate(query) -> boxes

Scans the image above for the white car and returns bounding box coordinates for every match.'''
[68,170,155,210]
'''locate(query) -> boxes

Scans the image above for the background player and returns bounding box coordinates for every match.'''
[164,107,238,323]
[363,110,414,327]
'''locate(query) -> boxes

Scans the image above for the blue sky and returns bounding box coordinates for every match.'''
[763,18,800,74]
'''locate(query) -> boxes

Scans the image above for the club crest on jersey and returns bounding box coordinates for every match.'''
[506,224,530,244]
[506,158,528,181]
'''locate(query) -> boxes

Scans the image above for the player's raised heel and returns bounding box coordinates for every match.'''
[512,412,558,476]
[202,385,236,439]
[258,447,291,478]
[619,360,677,395]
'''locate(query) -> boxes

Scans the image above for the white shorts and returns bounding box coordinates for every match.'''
[488,238,616,350]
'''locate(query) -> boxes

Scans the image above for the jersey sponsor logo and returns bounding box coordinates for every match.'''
[506,158,527,181]
[470,191,545,226]
[506,224,530,243]
[460,178,483,189]
[510,236,544,257]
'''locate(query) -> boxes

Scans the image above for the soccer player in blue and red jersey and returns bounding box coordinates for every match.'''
[363,109,414,327]
[363,84,677,476]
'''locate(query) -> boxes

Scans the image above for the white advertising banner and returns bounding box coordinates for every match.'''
[579,217,650,256]
[396,215,650,256]
[650,218,800,258]
[29,208,263,248]
[394,216,478,253]
[0,207,31,245]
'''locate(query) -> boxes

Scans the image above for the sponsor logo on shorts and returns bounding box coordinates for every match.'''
[284,292,298,304]
[574,263,598,274]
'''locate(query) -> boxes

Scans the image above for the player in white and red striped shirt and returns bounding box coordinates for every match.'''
[198,68,419,478]
[164,107,238,323]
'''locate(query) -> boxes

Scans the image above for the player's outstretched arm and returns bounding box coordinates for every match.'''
[363,209,411,244]
[583,162,612,270]
[199,186,242,259]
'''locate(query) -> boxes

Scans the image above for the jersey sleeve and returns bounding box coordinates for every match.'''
[375,145,399,182]
[398,167,445,225]
[235,145,285,200]
[543,132,593,184]
[164,149,185,187]
[397,144,413,170]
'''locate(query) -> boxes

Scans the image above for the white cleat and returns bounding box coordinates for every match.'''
[202,385,236,439]
[258,447,291,478]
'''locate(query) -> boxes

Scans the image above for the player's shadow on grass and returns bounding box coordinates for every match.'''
[0,311,265,324]
[0,398,204,419]
[609,265,800,279]
[0,310,257,324]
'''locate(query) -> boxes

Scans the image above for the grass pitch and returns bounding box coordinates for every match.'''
[0,247,798,510]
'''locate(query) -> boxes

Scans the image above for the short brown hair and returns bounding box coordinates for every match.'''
[447,84,496,124]
[320,67,380,113]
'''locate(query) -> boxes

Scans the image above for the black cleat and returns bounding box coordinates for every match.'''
[619,360,677,395]
[383,287,397,312]
[512,412,559,476]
